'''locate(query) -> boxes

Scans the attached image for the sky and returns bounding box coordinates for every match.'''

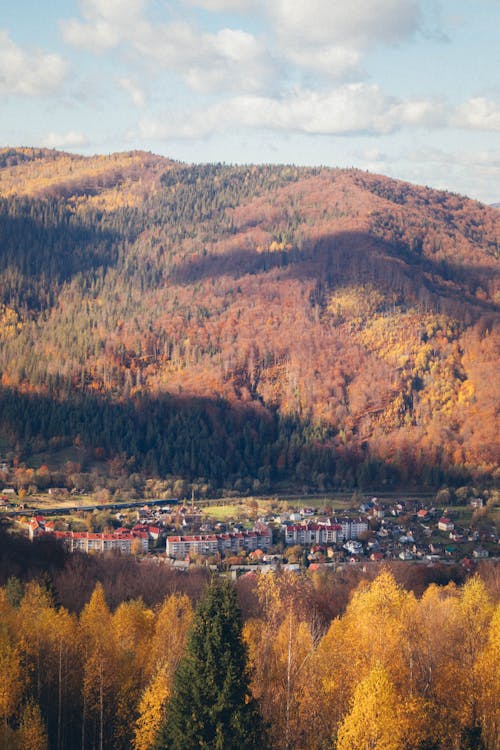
[1,0,499,203]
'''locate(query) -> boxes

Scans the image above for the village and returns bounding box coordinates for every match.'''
[6,489,497,572]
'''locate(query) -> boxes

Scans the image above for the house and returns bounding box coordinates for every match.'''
[344,540,363,555]
[147,525,162,541]
[253,521,273,547]
[28,516,46,540]
[132,523,162,542]
[399,550,414,561]
[368,504,386,520]
[438,518,454,532]
[469,498,484,509]
[398,534,414,544]
[417,509,431,522]
[473,548,489,559]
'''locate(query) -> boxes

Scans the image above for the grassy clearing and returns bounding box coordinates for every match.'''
[201,494,358,521]
[202,504,247,521]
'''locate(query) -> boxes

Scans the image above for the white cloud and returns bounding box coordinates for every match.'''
[454,97,500,131]
[137,84,442,140]
[186,0,423,48]
[183,28,274,93]
[133,22,275,94]
[61,0,148,52]
[390,99,448,128]
[286,45,362,80]
[0,30,68,96]
[62,0,274,95]
[58,0,444,98]
[184,0,425,81]
[42,130,88,148]
[118,76,146,107]
[129,21,272,94]
[265,0,422,78]
[267,0,421,48]
[137,85,500,143]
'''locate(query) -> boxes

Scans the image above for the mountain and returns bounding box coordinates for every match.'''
[0,147,498,492]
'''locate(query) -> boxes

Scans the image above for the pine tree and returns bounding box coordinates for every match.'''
[154,579,267,750]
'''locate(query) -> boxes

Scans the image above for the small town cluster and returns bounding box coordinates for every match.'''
[20,494,497,568]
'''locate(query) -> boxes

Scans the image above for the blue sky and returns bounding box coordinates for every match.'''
[1,0,499,202]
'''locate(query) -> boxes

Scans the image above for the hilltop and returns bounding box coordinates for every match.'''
[0,147,498,493]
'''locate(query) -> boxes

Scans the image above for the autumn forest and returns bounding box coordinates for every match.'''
[0,147,498,493]
[0,147,499,750]
[0,547,498,750]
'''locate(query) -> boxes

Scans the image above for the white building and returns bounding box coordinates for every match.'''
[284,522,343,546]
[53,530,149,554]
[166,524,272,559]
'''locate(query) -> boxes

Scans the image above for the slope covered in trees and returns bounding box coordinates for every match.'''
[0,147,499,491]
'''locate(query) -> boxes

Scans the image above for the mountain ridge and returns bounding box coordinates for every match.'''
[0,148,498,491]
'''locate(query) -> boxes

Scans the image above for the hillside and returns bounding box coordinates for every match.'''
[0,147,499,492]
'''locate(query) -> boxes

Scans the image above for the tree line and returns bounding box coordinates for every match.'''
[0,564,498,750]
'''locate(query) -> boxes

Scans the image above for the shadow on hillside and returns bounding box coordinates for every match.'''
[0,381,471,504]
[171,230,499,319]
[0,196,121,309]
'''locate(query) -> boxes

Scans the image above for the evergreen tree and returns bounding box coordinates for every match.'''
[154,579,267,750]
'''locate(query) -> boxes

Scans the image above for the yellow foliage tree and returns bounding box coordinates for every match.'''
[145,593,193,680]
[112,598,155,749]
[133,665,170,750]
[244,577,314,750]
[133,593,193,750]
[16,582,55,701]
[458,576,494,736]
[475,603,500,750]
[339,570,415,691]
[16,700,48,750]
[0,631,23,744]
[79,583,117,750]
[336,664,404,750]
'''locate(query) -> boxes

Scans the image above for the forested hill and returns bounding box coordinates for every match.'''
[0,146,499,492]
